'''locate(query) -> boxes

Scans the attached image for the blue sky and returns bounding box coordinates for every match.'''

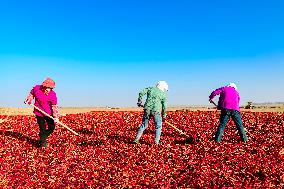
[0,0,283,107]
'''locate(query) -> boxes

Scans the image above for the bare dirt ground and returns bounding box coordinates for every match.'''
[0,105,283,115]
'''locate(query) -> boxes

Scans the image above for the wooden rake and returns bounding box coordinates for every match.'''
[30,104,79,136]
[165,121,195,144]
[0,110,11,123]
[165,121,190,137]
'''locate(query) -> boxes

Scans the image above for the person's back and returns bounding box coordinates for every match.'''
[218,86,240,111]
[143,87,166,113]
[210,84,240,111]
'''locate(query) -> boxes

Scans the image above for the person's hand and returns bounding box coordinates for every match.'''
[24,93,34,105]
[137,100,143,107]
[24,100,31,105]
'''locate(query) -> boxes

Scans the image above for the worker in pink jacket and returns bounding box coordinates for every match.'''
[209,83,248,142]
[24,78,60,147]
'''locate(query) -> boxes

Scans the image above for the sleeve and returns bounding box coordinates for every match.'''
[51,93,60,118]
[50,92,58,105]
[161,96,167,117]
[238,93,240,104]
[209,87,223,100]
[24,87,35,104]
[138,88,150,102]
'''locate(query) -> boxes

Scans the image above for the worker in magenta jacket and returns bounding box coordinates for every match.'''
[24,78,60,147]
[209,83,248,142]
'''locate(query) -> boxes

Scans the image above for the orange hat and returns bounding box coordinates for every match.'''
[42,78,56,88]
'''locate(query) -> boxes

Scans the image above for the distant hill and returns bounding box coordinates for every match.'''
[251,102,284,106]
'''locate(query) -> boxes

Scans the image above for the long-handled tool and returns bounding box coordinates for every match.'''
[210,100,218,108]
[0,118,9,123]
[210,99,250,136]
[165,121,196,144]
[30,104,79,136]
[0,111,11,123]
[165,121,190,137]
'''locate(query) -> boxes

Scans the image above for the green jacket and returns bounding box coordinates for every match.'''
[138,87,167,117]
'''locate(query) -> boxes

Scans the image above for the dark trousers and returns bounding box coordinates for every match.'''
[214,109,248,142]
[36,116,55,142]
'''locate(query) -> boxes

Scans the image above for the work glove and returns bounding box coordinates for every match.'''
[137,100,143,107]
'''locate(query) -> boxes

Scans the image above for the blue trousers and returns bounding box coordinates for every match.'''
[214,109,248,142]
[135,110,162,144]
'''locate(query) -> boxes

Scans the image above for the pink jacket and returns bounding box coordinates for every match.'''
[26,85,59,117]
[209,86,240,111]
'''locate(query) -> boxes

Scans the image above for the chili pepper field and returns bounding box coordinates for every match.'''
[0,110,283,188]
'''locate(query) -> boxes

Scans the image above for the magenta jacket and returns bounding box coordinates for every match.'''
[209,86,240,111]
[29,85,58,117]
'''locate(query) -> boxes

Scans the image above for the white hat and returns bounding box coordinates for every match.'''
[156,81,169,92]
[227,83,237,90]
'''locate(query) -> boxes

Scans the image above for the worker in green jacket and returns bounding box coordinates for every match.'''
[134,81,168,144]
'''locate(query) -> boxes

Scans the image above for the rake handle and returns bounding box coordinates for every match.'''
[165,121,190,137]
[210,100,218,107]
[30,104,79,136]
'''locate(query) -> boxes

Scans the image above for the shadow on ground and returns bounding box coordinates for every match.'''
[0,130,39,147]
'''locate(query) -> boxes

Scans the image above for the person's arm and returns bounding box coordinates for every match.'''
[161,96,167,118]
[237,93,241,106]
[52,105,60,122]
[137,88,150,107]
[24,87,35,105]
[209,87,223,102]
[50,93,60,121]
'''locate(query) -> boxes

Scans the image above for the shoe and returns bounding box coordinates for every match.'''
[42,141,48,148]
[39,140,48,148]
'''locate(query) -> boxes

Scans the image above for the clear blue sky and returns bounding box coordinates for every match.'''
[0,0,283,107]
